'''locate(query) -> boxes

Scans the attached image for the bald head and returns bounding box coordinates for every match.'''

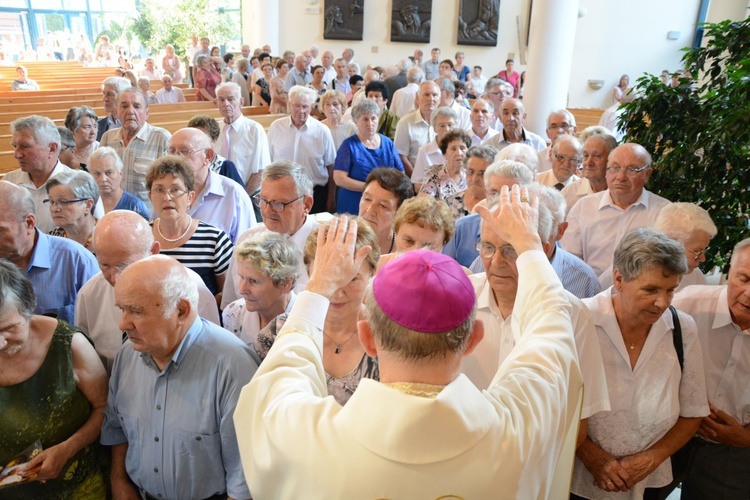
[119,255,199,316]
[171,127,211,150]
[93,210,157,286]
[363,69,380,85]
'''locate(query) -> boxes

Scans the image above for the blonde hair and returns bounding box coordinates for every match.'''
[393,197,455,245]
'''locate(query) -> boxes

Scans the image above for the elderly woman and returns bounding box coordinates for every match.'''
[445,144,497,220]
[654,203,717,291]
[453,51,470,82]
[222,233,298,345]
[253,62,273,107]
[419,129,472,202]
[359,167,415,255]
[45,170,99,252]
[230,57,251,105]
[571,227,709,500]
[333,98,404,215]
[64,106,99,171]
[87,147,148,218]
[254,216,380,406]
[412,106,458,187]
[320,89,357,150]
[0,260,108,497]
[137,76,157,104]
[376,196,455,271]
[195,54,222,103]
[270,59,290,114]
[146,156,233,298]
[161,44,182,83]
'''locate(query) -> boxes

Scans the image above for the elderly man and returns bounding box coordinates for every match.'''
[6,115,73,233]
[321,50,336,83]
[483,77,514,131]
[330,57,351,94]
[668,238,750,499]
[191,36,211,83]
[537,135,583,190]
[469,98,499,146]
[561,132,617,214]
[390,66,424,119]
[422,47,441,80]
[412,49,423,66]
[342,47,360,75]
[284,54,312,92]
[0,181,98,323]
[394,80,439,177]
[100,88,171,209]
[240,44,251,60]
[561,143,670,278]
[214,82,271,196]
[221,161,325,308]
[436,77,471,131]
[384,58,412,104]
[169,128,255,242]
[97,76,130,141]
[75,210,221,370]
[464,184,607,436]
[138,57,162,80]
[468,183,601,299]
[268,86,336,214]
[234,186,582,498]
[538,109,578,173]
[154,74,186,104]
[365,80,399,139]
[101,255,257,500]
[485,98,546,152]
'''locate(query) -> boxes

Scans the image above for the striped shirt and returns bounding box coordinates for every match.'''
[155,221,233,295]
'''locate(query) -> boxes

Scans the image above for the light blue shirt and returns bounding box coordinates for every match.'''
[422,60,440,81]
[101,317,259,499]
[27,228,98,323]
[484,127,548,152]
[190,170,256,244]
[284,67,312,92]
[442,213,481,268]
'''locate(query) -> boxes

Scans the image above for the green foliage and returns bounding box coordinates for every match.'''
[620,16,750,272]
[127,0,238,59]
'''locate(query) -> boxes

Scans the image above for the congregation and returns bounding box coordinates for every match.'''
[0,34,748,500]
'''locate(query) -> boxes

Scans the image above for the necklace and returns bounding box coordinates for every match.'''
[323,331,357,354]
[72,143,94,159]
[388,231,395,253]
[156,216,192,243]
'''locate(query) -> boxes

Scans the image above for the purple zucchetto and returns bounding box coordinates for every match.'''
[372,249,476,333]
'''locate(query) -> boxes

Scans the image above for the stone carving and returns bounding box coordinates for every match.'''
[324,0,365,40]
[458,0,500,46]
[391,0,432,43]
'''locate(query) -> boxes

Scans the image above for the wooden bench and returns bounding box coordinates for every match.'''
[568,108,605,131]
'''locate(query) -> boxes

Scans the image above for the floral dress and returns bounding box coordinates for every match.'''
[419,164,467,202]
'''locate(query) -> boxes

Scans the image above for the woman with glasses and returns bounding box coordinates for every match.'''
[419,130,472,203]
[45,170,99,252]
[64,106,99,171]
[146,156,233,300]
[444,144,497,220]
[87,147,149,219]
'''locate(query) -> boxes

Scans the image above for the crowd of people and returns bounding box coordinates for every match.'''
[0,36,747,500]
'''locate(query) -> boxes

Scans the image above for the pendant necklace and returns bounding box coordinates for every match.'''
[324,331,357,354]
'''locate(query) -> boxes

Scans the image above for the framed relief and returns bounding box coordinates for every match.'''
[458,0,500,46]
[391,0,432,43]
[324,0,365,41]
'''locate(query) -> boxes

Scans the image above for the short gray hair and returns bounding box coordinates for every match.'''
[0,259,37,319]
[465,145,498,165]
[472,97,494,112]
[0,181,36,219]
[160,263,199,318]
[45,170,100,206]
[406,66,425,84]
[89,146,124,172]
[101,76,132,94]
[495,143,539,173]
[435,77,455,94]
[654,203,717,243]
[613,227,687,281]
[65,105,99,133]
[533,185,565,241]
[352,98,381,120]
[579,126,614,143]
[546,108,577,128]
[288,85,317,105]
[57,126,75,150]
[484,159,535,188]
[262,160,314,198]
[396,58,413,72]
[234,232,300,288]
[731,238,750,266]
[216,81,241,99]
[11,115,61,149]
[118,87,150,109]
[195,54,209,68]
[584,132,618,155]
[430,106,457,128]
[485,77,513,95]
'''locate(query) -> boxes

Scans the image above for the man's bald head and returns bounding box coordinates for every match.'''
[93,210,157,286]
[119,255,199,316]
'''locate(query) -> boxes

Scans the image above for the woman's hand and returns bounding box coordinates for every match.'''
[23,442,73,481]
[577,437,634,493]
[619,451,658,486]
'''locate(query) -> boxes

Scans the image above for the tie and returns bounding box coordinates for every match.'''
[221,123,232,159]
[554,183,564,191]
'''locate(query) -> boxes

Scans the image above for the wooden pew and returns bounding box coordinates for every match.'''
[568,108,605,131]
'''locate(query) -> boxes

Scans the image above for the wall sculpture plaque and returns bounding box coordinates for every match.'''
[390,0,432,43]
[458,0,500,46]
[324,0,365,41]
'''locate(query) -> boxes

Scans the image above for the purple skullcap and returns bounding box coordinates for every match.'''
[372,249,476,333]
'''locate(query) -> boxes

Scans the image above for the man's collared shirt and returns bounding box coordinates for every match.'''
[561,189,670,277]
[536,169,580,189]
[154,87,185,104]
[3,160,73,233]
[470,127,499,147]
[422,60,440,81]
[390,82,419,119]
[284,67,312,92]
[484,127,547,153]
[442,212,481,268]
[100,122,171,210]
[411,139,444,184]
[450,101,472,131]
[216,115,271,187]
[27,228,98,323]
[560,178,595,215]
[673,285,750,431]
[268,116,336,186]
[96,114,120,142]
[101,317,258,499]
[394,109,435,166]
[190,170,256,244]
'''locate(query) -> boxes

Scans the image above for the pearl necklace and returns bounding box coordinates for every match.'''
[156,216,192,243]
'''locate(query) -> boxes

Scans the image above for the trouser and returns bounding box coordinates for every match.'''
[312,183,329,214]
[141,489,226,500]
[679,438,750,500]
[189,66,195,87]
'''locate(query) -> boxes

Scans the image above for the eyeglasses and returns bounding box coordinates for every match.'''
[43,198,87,207]
[252,194,303,212]
[150,187,188,198]
[606,165,651,176]
[553,152,582,166]
[687,247,710,260]
[167,148,206,157]
[475,242,518,261]
[548,123,573,131]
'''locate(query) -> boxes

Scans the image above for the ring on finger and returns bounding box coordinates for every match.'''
[520,197,529,203]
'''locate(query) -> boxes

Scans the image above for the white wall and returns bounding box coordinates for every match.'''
[242,0,749,109]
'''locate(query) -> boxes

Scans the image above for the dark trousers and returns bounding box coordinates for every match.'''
[680,438,750,499]
[571,490,664,500]
[312,183,329,214]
